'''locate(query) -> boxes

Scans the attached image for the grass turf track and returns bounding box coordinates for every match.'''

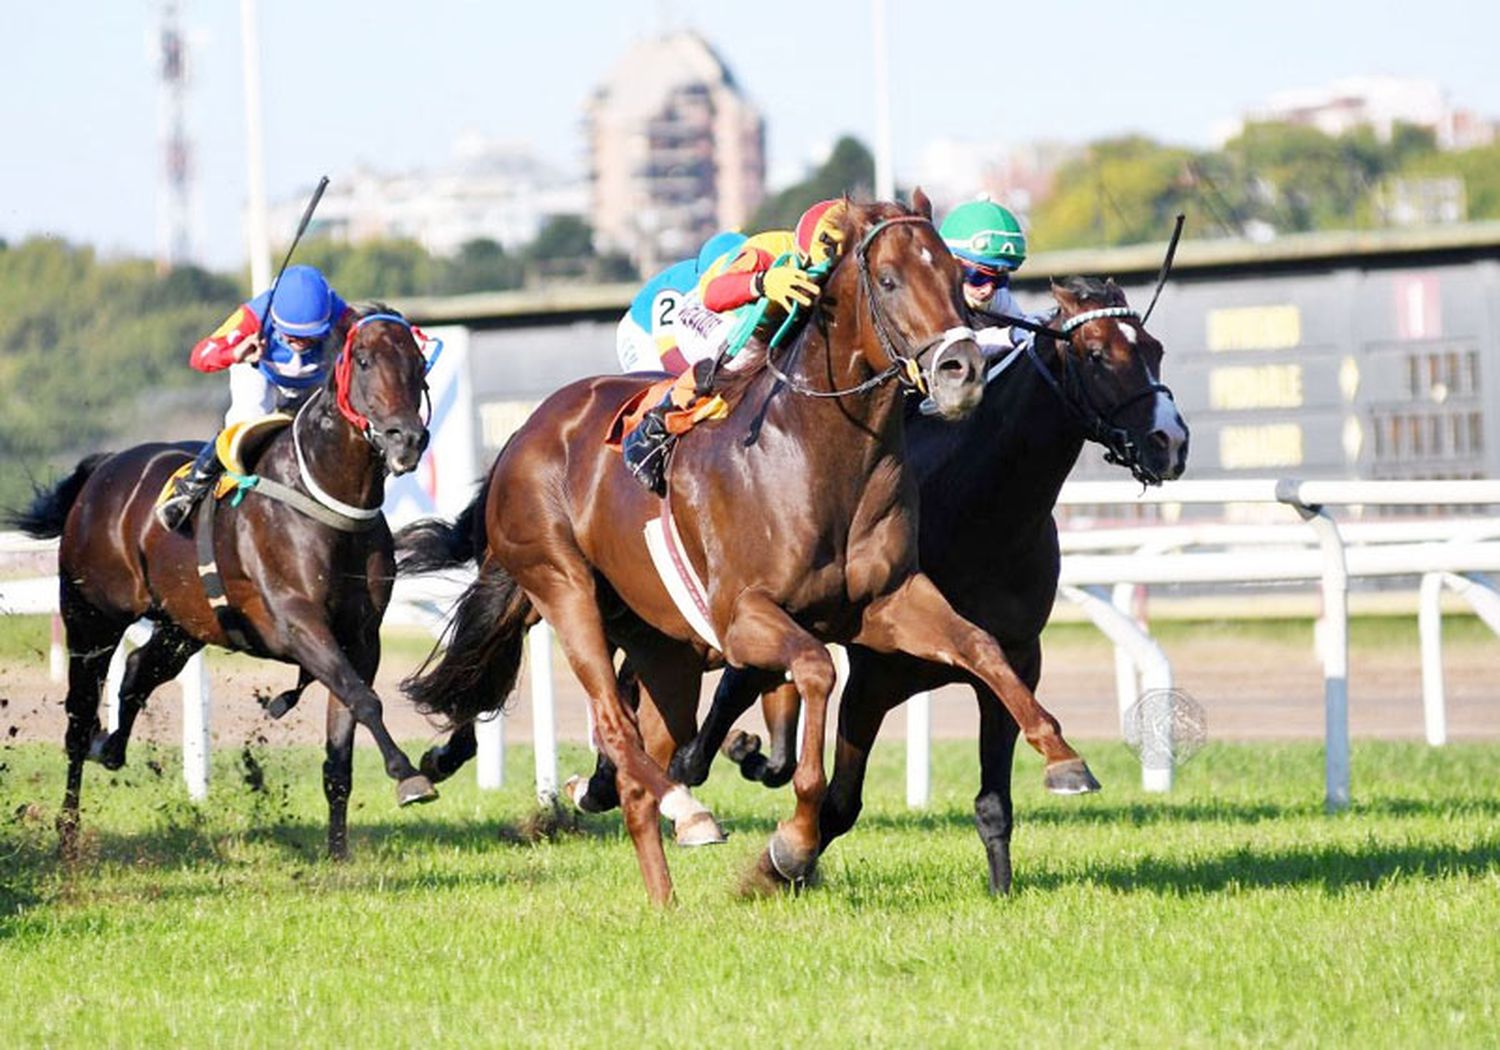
[1,739,1497,1047]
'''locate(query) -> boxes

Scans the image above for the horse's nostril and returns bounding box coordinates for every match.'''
[1149,430,1171,451]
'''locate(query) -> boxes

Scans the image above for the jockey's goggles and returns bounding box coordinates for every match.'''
[963,262,1010,288]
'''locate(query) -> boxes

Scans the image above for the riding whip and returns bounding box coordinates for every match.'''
[259,174,331,329]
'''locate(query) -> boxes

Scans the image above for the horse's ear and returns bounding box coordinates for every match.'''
[911,186,933,220]
[1051,278,1080,311]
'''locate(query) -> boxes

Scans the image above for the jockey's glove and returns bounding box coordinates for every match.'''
[232,333,264,364]
[758,263,820,311]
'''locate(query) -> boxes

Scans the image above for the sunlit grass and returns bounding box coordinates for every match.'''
[2,740,1497,1047]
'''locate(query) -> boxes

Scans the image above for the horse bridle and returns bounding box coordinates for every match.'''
[291,312,438,521]
[1020,306,1177,486]
[766,216,977,400]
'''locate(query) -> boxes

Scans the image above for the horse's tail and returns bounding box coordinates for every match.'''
[393,474,491,575]
[3,453,111,539]
[401,557,532,727]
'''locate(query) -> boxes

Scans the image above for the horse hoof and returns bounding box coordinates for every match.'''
[1044,757,1101,795]
[722,729,762,764]
[766,830,816,884]
[396,775,439,806]
[738,839,815,898]
[674,811,727,848]
[264,690,298,720]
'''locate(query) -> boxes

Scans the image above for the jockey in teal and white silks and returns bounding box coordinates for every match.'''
[616,230,746,375]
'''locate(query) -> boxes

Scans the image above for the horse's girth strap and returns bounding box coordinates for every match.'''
[195,491,252,650]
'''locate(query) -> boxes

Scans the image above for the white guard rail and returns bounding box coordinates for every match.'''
[4,477,1499,812]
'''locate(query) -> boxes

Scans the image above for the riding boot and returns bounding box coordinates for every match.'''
[156,439,224,532]
[621,401,674,497]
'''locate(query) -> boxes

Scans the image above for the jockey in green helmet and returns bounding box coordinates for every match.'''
[939,197,1028,313]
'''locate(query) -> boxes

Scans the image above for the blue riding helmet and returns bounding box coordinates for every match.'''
[696,230,747,275]
[269,265,336,338]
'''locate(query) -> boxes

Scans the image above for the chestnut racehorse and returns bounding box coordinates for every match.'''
[8,304,437,860]
[401,196,1099,905]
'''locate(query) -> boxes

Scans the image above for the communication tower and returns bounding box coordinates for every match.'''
[156,1,195,269]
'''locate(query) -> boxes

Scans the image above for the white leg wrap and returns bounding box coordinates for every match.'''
[660,786,709,823]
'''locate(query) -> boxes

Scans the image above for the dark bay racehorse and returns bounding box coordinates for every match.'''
[665,276,1190,893]
[8,304,438,859]
[400,195,1099,905]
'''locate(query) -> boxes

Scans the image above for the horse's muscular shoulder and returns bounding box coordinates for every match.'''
[843,453,918,601]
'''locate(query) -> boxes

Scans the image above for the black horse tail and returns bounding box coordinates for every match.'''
[4,453,111,539]
[401,558,532,727]
[393,474,491,576]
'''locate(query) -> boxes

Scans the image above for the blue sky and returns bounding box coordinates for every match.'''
[6,1,1498,270]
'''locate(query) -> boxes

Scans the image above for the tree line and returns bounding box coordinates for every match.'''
[0,216,632,511]
[5,120,1498,510]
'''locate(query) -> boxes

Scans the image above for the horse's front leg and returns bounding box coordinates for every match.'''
[276,602,437,807]
[721,591,837,892]
[854,574,1099,795]
[419,721,477,784]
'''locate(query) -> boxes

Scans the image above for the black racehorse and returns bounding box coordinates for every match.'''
[7,303,439,859]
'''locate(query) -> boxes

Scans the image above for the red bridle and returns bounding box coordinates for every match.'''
[332,313,437,433]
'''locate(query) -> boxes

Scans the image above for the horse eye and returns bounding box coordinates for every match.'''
[355,353,371,370]
[878,271,899,292]
[1087,347,1106,364]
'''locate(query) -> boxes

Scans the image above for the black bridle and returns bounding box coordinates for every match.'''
[982,303,1177,486]
[766,216,977,400]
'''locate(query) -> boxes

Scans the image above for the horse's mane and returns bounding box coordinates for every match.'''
[1054,275,1127,306]
[348,300,406,322]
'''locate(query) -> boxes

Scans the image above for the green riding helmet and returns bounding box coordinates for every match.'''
[940,199,1027,271]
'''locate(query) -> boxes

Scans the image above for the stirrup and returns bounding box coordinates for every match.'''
[156,494,196,532]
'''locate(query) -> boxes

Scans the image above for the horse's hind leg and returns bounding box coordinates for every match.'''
[721,591,838,891]
[57,589,130,857]
[95,623,201,770]
[526,571,710,905]
[855,573,1098,795]
[628,637,725,847]
[563,655,637,814]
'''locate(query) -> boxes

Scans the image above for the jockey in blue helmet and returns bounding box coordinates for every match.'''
[156,264,351,531]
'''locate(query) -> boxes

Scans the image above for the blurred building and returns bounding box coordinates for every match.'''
[266,135,587,257]
[1224,76,1497,151]
[917,138,1079,223]
[585,31,765,273]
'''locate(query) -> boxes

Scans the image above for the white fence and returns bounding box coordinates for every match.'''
[4,477,1499,812]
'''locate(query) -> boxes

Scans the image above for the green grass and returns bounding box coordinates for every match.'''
[2,740,1497,1047]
